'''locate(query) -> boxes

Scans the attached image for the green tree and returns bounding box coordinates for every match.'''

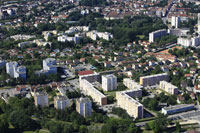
[176,122,181,132]
[9,110,39,131]
[0,116,9,133]
[79,125,88,133]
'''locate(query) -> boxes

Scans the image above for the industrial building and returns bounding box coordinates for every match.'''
[162,104,195,115]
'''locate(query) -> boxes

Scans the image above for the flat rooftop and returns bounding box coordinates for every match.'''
[141,73,168,79]
[163,104,194,111]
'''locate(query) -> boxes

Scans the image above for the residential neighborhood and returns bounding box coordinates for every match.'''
[0,0,200,132]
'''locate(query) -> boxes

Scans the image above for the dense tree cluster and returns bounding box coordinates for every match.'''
[112,107,132,120]
[102,118,140,133]
[143,92,177,111]
[146,113,168,133]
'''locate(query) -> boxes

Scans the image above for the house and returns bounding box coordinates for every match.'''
[177,95,185,104]
[124,66,132,71]
[104,61,111,68]
[190,68,197,74]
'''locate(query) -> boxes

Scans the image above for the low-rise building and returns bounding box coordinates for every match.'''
[76,97,92,117]
[161,104,195,115]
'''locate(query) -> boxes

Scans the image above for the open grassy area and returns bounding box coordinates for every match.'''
[0,86,13,90]
[23,129,49,133]
[137,35,145,39]
[137,117,156,123]
[104,91,116,97]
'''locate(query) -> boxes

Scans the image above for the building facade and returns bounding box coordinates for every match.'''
[102,74,117,91]
[54,96,70,110]
[177,36,200,47]
[116,91,143,119]
[162,104,195,115]
[159,81,179,95]
[140,73,169,87]
[149,29,167,43]
[34,91,48,107]
[198,13,200,33]
[171,16,180,28]
[36,58,57,76]
[123,78,143,90]
[76,97,92,117]
[80,79,107,105]
[6,62,26,79]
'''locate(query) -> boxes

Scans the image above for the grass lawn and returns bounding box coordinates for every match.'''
[0,86,13,90]
[104,91,117,97]
[137,35,145,39]
[23,129,49,133]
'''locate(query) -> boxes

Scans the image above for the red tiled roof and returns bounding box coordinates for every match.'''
[78,70,94,76]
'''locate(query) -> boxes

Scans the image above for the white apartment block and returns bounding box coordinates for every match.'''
[123,78,143,90]
[149,29,167,42]
[177,37,191,47]
[33,39,52,47]
[191,36,200,47]
[66,26,89,34]
[34,91,48,107]
[76,97,92,117]
[198,13,200,33]
[10,34,36,41]
[102,74,117,91]
[6,62,26,79]
[57,34,82,44]
[43,58,57,74]
[86,30,113,41]
[159,81,179,95]
[54,96,70,110]
[140,73,169,87]
[116,91,143,119]
[177,36,200,47]
[18,41,33,48]
[171,16,180,28]
[80,79,107,105]
[79,73,100,87]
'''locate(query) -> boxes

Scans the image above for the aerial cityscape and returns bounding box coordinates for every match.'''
[0,0,200,132]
